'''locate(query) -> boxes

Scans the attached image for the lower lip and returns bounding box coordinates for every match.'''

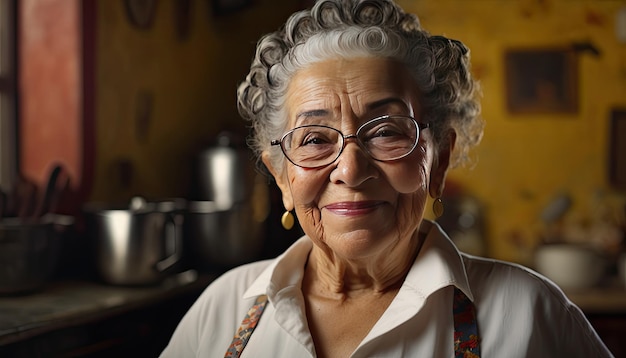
[323,202,383,216]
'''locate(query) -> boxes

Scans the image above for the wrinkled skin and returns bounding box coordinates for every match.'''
[262,57,454,295]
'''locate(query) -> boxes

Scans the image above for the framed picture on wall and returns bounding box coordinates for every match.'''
[504,48,579,114]
[609,109,626,190]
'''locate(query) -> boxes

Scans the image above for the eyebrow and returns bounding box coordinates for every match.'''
[296,109,328,120]
[294,109,329,126]
[294,97,409,124]
[366,97,409,112]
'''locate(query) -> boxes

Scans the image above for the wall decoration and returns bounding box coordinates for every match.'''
[124,0,158,29]
[134,89,154,143]
[504,48,578,114]
[609,109,626,190]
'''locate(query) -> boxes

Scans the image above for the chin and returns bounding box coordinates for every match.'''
[321,229,400,260]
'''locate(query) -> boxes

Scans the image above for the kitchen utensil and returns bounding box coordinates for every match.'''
[7,177,38,220]
[84,199,184,286]
[185,200,264,270]
[35,164,69,218]
[0,215,72,295]
[540,193,572,224]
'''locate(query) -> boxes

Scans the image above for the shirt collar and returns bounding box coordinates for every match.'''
[404,220,474,302]
[243,236,312,299]
[243,219,473,302]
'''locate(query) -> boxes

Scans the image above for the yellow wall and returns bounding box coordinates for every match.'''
[92,0,626,263]
[92,0,299,201]
[400,0,626,263]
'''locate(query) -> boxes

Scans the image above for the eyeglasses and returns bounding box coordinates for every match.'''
[270,115,429,169]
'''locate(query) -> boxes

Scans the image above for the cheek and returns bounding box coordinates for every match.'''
[287,166,329,205]
[287,166,329,240]
[388,151,431,194]
[389,149,432,231]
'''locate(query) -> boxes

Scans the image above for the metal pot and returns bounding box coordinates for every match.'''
[192,132,255,208]
[188,131,270,270]
[185,200,264,270]
[84,199,184,286]
[0,215,72,295]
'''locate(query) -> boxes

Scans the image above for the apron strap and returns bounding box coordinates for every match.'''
[453,287,481,358]
[224,287,481,358]
[224,295,269,358]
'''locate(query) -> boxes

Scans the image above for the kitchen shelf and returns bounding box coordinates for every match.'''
[0,271,217,356]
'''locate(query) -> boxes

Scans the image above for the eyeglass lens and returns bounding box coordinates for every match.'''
[281,116,419,168]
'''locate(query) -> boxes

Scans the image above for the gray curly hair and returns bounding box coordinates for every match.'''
[237,0,483,176]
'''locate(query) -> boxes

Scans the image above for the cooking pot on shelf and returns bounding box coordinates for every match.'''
[0,214,73,295]
[188,132,269,270]
[192,132,257,205]
[84,198,185,286]
[185,200,265,270]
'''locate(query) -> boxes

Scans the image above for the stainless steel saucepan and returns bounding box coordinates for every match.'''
[84,198,185,286]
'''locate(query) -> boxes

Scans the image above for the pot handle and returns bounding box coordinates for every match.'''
[155,213,183,272]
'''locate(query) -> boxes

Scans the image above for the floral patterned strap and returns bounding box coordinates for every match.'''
[224,295,269,358]
[453,287,481,358]
[224,287,480,358]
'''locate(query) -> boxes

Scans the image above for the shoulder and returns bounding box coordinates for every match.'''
[205,259,274,296]
[193,259,274,317]
[462,253,575,314]
[462,254,559,296]
[462,254,612,357]
[160,259,274,357]
[189,259,272,320]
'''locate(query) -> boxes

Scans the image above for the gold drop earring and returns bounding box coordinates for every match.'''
[281,210,295,230]
[432,198,444,219]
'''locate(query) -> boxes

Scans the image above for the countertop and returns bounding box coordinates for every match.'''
[0,270,217,347]
[0,269,624,349]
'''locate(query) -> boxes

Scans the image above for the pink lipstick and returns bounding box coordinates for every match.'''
[323,200,384,216]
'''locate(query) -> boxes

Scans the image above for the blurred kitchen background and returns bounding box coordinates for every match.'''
[1,0,626,356]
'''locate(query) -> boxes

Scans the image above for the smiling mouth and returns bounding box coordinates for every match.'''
[323,201,385,216]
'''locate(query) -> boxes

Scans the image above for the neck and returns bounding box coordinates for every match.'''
[304,230,425,300]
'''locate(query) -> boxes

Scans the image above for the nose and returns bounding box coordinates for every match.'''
[329,137,378,187]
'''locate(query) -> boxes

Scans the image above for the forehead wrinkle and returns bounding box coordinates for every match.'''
[287,58,418,129]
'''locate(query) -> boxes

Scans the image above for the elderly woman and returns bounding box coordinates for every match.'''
[161,0,612,357]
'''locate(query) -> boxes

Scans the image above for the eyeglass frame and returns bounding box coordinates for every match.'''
[270,114,430,169]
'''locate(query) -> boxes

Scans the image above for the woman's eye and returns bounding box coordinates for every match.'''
[372,125,402,138]
[303,137,322,145]
[302,133,330,145]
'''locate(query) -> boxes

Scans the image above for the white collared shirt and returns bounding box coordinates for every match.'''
[160,221,613,357]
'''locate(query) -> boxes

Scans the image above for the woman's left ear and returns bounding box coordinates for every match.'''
[429,130,456,198]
